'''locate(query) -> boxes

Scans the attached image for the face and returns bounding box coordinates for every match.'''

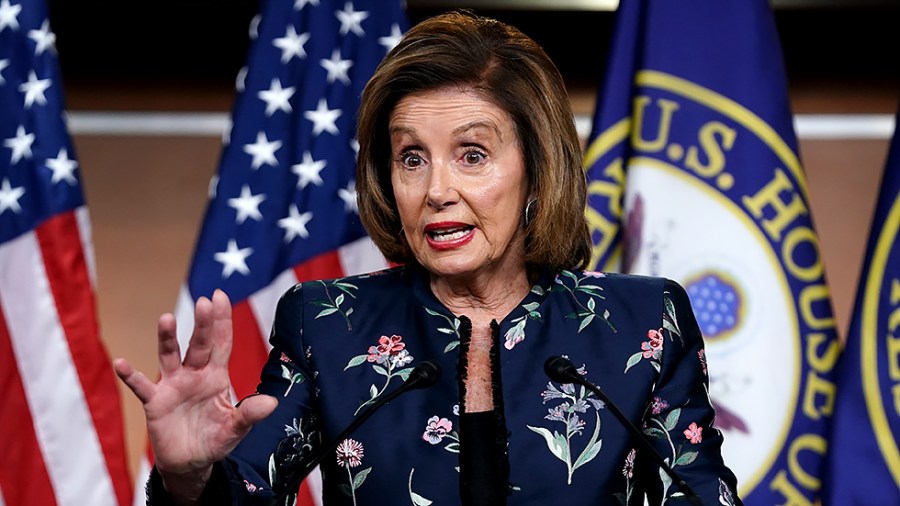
[389,86,530,283]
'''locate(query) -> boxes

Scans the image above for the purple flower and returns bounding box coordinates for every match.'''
[423,416,453,444]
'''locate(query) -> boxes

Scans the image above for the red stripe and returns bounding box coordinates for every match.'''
[0,294,59,505]
[230,301,270,400]
[292,250,346,282]
[35,212,132,506]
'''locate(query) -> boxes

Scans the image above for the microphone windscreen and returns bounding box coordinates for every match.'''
[544,355,579,384]
[408,360,442,389]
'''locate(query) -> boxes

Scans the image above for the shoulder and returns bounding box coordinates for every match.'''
[279,266,408,300]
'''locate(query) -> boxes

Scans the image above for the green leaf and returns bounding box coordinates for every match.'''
[344,354,368,370]
[580,284,604,292]
[268,453,277,484]
[531,284,545,296]
[523,302,540,312]
[346,307,354,316]
[437,327,455,334]
[423,307,442,317]
[444,442,460,453]
[369,384,378,399]
[652,361,661,373]
[411,492,433,506]
[352,467,372,490]
[528,311,542,320]
[643,427,667,439]
[281,364,292,380]
[662,318,679,337]
[290,373,304,385]
[578,314,595,333]
[573,411,603,470]
[335,293,345,307]
[316,307,339,318]
[372,365,389,377]
[309,300,333,307]
[587,297,596,311]
[664,408,682,431]
[674,451,698,467]
[664,295,678,329]
[659,463,673,494]
[396,367,414,381]
[444,341,460,353]
[334,283,358,297]
[562,270,579,282]
[527,425,569,463]
[624,352,642,373]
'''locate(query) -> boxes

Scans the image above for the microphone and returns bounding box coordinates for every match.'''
[544,356,702,506]
[270,359,442,504]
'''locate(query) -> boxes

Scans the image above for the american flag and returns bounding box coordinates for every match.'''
[0,0,132,505]
[131,0,406,503]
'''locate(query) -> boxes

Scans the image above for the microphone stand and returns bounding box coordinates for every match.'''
[544,356,702,506]
[269,360,442,505]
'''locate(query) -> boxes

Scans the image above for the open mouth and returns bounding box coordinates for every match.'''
[427,225,474,242]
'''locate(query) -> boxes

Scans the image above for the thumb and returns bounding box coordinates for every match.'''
[233,394,279,432]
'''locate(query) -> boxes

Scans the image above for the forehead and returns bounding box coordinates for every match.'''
[388,86,515,139]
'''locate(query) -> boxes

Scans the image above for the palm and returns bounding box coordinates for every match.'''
[115,290,277,476]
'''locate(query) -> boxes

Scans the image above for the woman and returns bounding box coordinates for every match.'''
[115,10,742,505]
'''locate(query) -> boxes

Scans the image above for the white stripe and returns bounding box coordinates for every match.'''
[0,485,6,506]
[68,111,895,140]
[75,207,97,287]
[337,236,389,276]
[0,232,116,506]
[69,111,231,136]
[248,269,299,352]
[131,457,151,506]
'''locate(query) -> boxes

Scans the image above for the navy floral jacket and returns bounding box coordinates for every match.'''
[196,266,741,505]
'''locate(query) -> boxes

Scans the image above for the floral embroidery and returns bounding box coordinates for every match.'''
[268,416,319,501]
[683,422,703,444]
[642,407,700,504]
[503,285,545,350]
[408,468,433,506]
[650,396,669,415]
[698,349,708,376]
[553,270,616,333]
[345,335,416,415]
[718,477,737,506]
[615,448,637,505]
[422,415,459,453]
[527,364,605,484]
[243,480,259,493]
[624,292,684,374]
[308,279,359,330]
[279,354,304,397]
[424,306,462,353]
[335,438,371,506]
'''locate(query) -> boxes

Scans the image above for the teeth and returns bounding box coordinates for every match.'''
[431,228,469,242]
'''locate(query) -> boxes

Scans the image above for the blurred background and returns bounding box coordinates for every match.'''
[44,0,899,478]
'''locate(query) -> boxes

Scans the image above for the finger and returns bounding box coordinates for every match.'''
[157,313,182,375]
[182,296,214,369]
[233,394,278,434]
[113,358,157,404]
[208,289,233,367]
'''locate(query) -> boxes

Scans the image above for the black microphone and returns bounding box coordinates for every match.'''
[270,359,442,505]
[544,356,702,506]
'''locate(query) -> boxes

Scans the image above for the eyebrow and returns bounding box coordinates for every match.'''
[452,120,503,141]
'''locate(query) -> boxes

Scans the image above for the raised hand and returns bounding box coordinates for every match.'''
[114,290,277,500]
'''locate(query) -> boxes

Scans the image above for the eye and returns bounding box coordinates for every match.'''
[462,149,486,165]
[396,151,425,169]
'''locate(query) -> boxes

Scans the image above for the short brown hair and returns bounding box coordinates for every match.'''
[356,10,590,271]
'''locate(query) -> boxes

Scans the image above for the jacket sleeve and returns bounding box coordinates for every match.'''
[151,283,322,505]
[639,278,743,506]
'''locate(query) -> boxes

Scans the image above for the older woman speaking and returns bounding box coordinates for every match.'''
[115,10,742,506]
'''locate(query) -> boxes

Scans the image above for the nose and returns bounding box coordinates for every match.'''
[426,162,459,210]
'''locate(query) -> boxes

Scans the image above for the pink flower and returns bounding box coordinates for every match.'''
[622,448,636,479]
[376,335,405,355]
[366,345,386,364]
[243,480,258,493]
[698,349,708,376]
[583,270,605,278]
[650,396,669,415]
[684,422,703,444]
[279,352,293,364]
[641,328,664,359]
[423,416,453,444]
[336,438,365,467]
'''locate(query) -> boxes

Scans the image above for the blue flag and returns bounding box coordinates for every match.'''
[584,0,840,503]
[823,109,900,503]
[132,1,407,504]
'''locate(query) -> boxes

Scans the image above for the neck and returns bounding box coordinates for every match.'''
[430,264,531,327]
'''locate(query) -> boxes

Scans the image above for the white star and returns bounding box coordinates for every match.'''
[350,138,360,157]
[243,131,282,170]
[3,125,34,164]
[278,204,313,242]
[291,152,326,189]
[214,239,253,278]
[303,98,341,136]
[338,180,358,213]
[19,71,51,109]
[227,185,266,224]
[0,178,24,214]
[273,25,310,63]
[294,0,320,10]
[28,19,55,55]
[336,2,368,37]
[0,59,9,85]
[0,0,21,33]
[378,24,403,52]
[45,148,78,184]
[320,49,353,85]
[258,78,295,116]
